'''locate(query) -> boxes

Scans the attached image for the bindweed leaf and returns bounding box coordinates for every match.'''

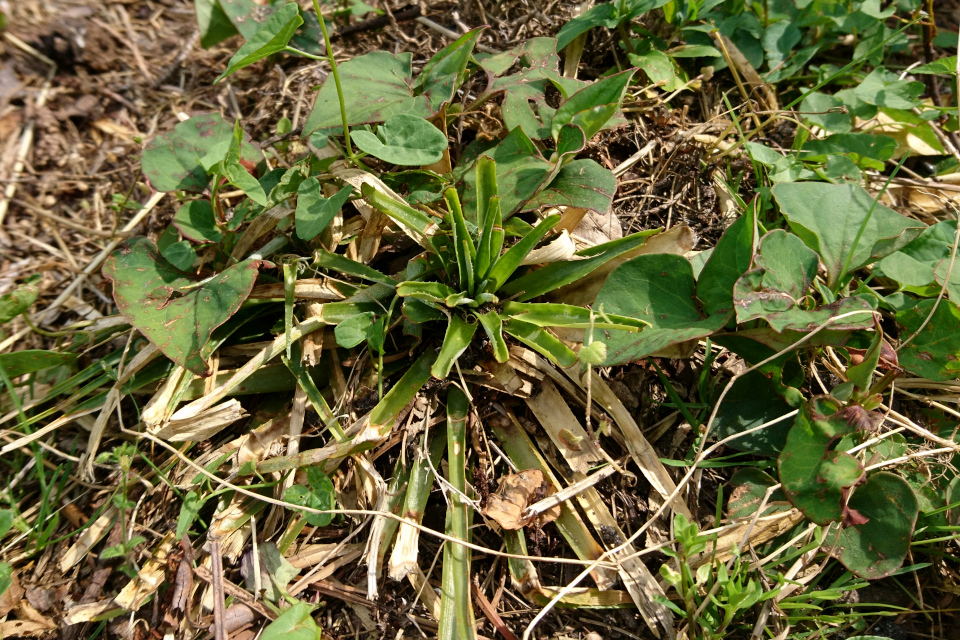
[296,179,353,241]
[352,114,448,166]
[173,200,222,243]
[102,237,262,376]
[550,68,636,142]
[0,274,40,323]
[260,601,323,640]
[216,3,302,83]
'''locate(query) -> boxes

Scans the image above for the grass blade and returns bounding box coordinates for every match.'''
[432,315,478,379]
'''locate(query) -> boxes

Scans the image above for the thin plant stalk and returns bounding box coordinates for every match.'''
[310,0,354,160]
[438,386,475,640]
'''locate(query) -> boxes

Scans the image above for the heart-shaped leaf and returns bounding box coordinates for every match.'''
[595,254,731,365]
[173,200,223,243]
[215,2,302,83]
[773,182,924,287]
[352,114,447,166]
[141,113,262,193]
[835,472,919,579]
[303,52,434,135]
[295,178,353,241]
[102,237,263,376]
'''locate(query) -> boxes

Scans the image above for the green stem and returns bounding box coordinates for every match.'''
[439,386,475,640]
[308,0,354,160]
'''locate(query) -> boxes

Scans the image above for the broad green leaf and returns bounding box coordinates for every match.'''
[772,182,924,288]
[934,258,960,305]
[403,298,444,324]
[835,472,919,579]
[352,114,447,166]
[778,396,863,524]
[215,3,302,83]
[896,299,960,381]
[0,274,40,323]
[697,203,755,315]
[303,51,433,135]
[284,468,335,527]
[141,113,261,193]
[629,51,678,89]
[260,602,323,640]
[911,55,957,74]
[475,311,509,363]
[161,240,198,272]
[501,301,646,331]
[102,237,262,376]
[555,4,619,51]
[432,315,478,379]
[502,318,577,367]
[0,350,76,378]
[499,231,652,302]
[334,312,376,348]
[173,200,222,243]
[713,369,798,456]
[874,220,954,289]
[481,38,563,139]
[0,562,12,597]
[296,179,353,241]
[550,68,636,142]
[195,0,239,48]
[241,542,298,602]
[484,214,560,292]
[223,160,267,205]
[416,28,483,111]
[799,91,851,133]
[370,350,436,428]
[801,133,897,170]
[761,20,801,70]
[460,127,552,219]
[733,230,876,332]
[854,68,925,110]
[595,254,731,365]
[314,250,395,285]
[728,469,789,519]
[524,159,617,216]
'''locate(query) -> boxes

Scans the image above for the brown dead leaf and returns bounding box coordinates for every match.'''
[482,469,560,530]
[0,619,55,638]
[0,568,24,617]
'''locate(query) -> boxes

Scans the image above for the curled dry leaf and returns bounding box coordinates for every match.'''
[482,469,561,530]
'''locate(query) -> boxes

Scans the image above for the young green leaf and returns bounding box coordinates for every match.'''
[550,68,636,142]
[351,114,448,166]
[260,601,323,640]
[397,281,459,306]
[498,230,651,302]
[432,315,478,379]
[296,179,353,241]
[334,312,377,349]
[370,350,436,428]
[361,183,435,238]
[215,3,303,83]
[445,188,476,294]
[475,311,509,363]
[475,196,502,281]
[484,214,560,292]
[173,200,222,243]
[501,301,646,331]
[0,274,40,323]
[314,249,396,286]
[502,318,577,368]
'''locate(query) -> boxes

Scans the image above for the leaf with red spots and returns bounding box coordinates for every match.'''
[102,237,263,376]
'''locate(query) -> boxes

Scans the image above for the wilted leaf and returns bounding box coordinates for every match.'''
[102,237,262,376]
[482,469,560,529]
